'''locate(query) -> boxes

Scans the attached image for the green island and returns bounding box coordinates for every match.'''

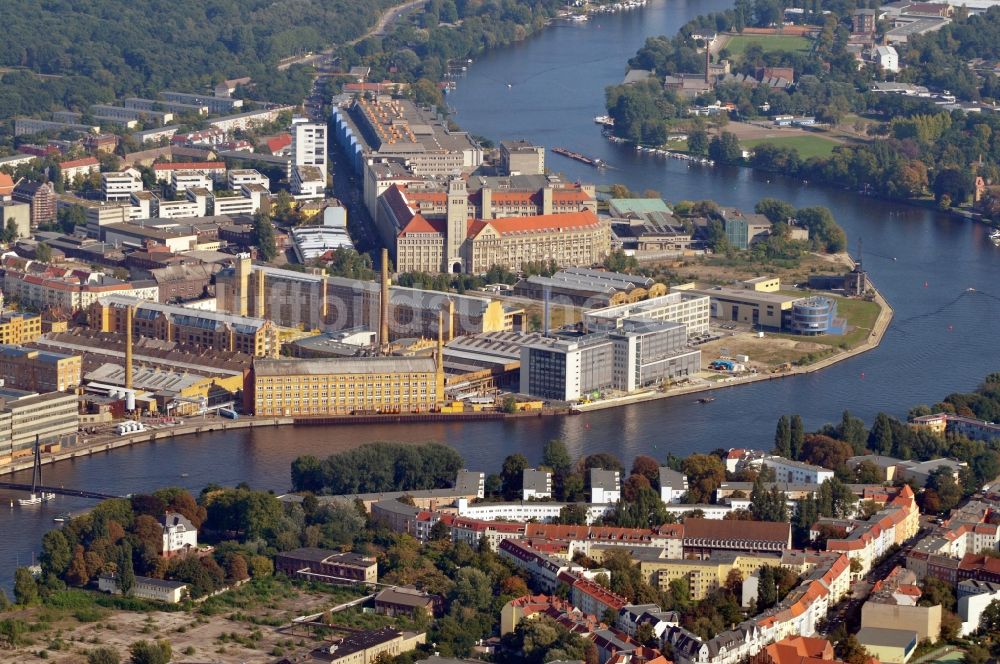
[605,2,1000,221]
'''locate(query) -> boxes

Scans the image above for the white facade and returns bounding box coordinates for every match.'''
[161,511,198,556]
[761,456,835,484]
[98,574,188,604]
[659,467,688,503]
[213,195,258,216]
[959,585,1000,636]
[292,165,326,198]
[522,468,553,500]
[874,45,900,72]
[456,498,614,524]
[227,169,270,191]
[171,171,213,194]
[292,121,328,176]
[590,469,621,504]
[157,199,204,220]
[583,291,711,336]
[102,169,143,201]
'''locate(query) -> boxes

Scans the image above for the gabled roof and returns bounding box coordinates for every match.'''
[60,156,100,169]
[0,173,14,196]
[468,210,601,238]
[398,214,446,236]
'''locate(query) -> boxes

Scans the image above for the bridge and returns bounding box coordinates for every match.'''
[3,436,120,503]
[0,482,119,501]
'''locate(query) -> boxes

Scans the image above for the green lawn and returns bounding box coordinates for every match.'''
[725,34,811,57]
[771,292,881,349]
[742,135,840,159]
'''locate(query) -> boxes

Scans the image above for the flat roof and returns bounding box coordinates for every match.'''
[253,356,436,377]
[856,626,917,649]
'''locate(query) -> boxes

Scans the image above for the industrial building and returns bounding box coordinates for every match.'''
[689,278,844,335]
[249,355,444,416]
[513,267,659,308]
[499,140,545,175]
[0,345,82,392]
[216,255,520,341]
[89,295,280,357]
[0,391,79,463]
[0,311,43,345]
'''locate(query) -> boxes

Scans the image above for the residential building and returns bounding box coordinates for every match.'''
[0,345,81,392]
[873,45,900,71]
[855,627,917,664]
[523,468,553,500]
[89,295,279,357]
[152,161,226,184]
[160,511,198,557]
[12,180,56,225]
[659,467,688,503]
[2,267,159,313]
[852,8,880,33]
[207,106,293,133]
[14,117,99,137]
[299,627,426,664]
[500,140,545,175]
[59,156,100,184]
[98,574,188,604]
[827,486,919,577]
[572,575,629,617]
[374,586,442,617]
[591,469,622,503]
[292,121,328,180]
[101,169,144,201]
[0,201,31,239]
[861,566,941,642]
[750,636,836,664]
[159,91,243,114]
[275,548,378,584]
[123,97,208,116]
[249,356,444,416]
[682,519,792,556]
[957,580,1000,635]
[761,457,835,484]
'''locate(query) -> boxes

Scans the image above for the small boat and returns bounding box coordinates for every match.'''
[990,229,1000,244]
[18,492,55,506]
[697,397,716,404]
[52,513,70,523]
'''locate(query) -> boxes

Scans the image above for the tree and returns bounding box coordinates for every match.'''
[688,129,709,156]
[790,415,805,459]
[750,475,788,522]
[34,242,53,263]
[501,453,529,500]
[836,634,871,664]
[543,439,573,477]
[868,413,894,455]
[708,131,743,164]
[583,453,623,472]
[13,567,38,606]
[682,454,725,504]
[66,545,90,586]
[926,467,962,514]
[801,434,853,472]
[774,415,792,457]
[962,643,990,664]
[978,598,1000,634]
[225,553,249,581]
[118,541,135,596]
[88,647,122,664]
[128,640,172,664]
[933,168,975,206]
[1,218,19,243]
[755,198,796,225]
[252,211,277,262]
[40,528,73,578]
[631,455,660,483]
[557,503,588,525]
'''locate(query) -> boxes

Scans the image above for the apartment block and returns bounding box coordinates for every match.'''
[0,345,82,393]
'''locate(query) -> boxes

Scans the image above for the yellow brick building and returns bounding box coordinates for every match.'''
[250,356,444,416]
[0,312,43,345]
[0,346,82,392]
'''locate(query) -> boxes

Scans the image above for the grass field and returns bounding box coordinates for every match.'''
[724,34,812,57]
[772,293,881,349]
[742,135,839,159]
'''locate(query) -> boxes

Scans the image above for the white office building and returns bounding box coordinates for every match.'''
[101,169,144,201]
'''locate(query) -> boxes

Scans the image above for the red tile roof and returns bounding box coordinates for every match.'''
[153,161,226,171]
[0,173,14,196]
[469,210,601,238]
[265,134,292,153]
[59,156,99,169]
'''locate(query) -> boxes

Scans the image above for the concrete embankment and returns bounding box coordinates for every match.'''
[575,287,894,413]
[0,417,292,478]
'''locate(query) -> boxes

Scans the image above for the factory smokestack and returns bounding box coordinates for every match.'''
[437,308,445,372]
[705,46,711,84]
[380,247,390,352]
[125,304,134,393]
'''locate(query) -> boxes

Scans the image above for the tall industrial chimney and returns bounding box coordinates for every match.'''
[380,247,390,351]
[125,304,134,393]
[705,47,711,84]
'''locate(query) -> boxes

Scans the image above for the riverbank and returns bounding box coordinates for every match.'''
[574,285,893,413]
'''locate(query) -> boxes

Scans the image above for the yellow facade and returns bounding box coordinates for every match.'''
[251,357,444,417]
[641,553,783,600]
[0,313,43,345]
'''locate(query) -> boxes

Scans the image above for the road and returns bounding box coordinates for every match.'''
[277,0,427,70]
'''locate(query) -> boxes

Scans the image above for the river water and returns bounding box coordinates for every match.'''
[2,0,999,589]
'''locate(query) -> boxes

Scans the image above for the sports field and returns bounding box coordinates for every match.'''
[742,135,839,159]
[724,34,811,57]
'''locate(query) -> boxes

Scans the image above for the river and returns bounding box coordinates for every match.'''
[2,0,999,589]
